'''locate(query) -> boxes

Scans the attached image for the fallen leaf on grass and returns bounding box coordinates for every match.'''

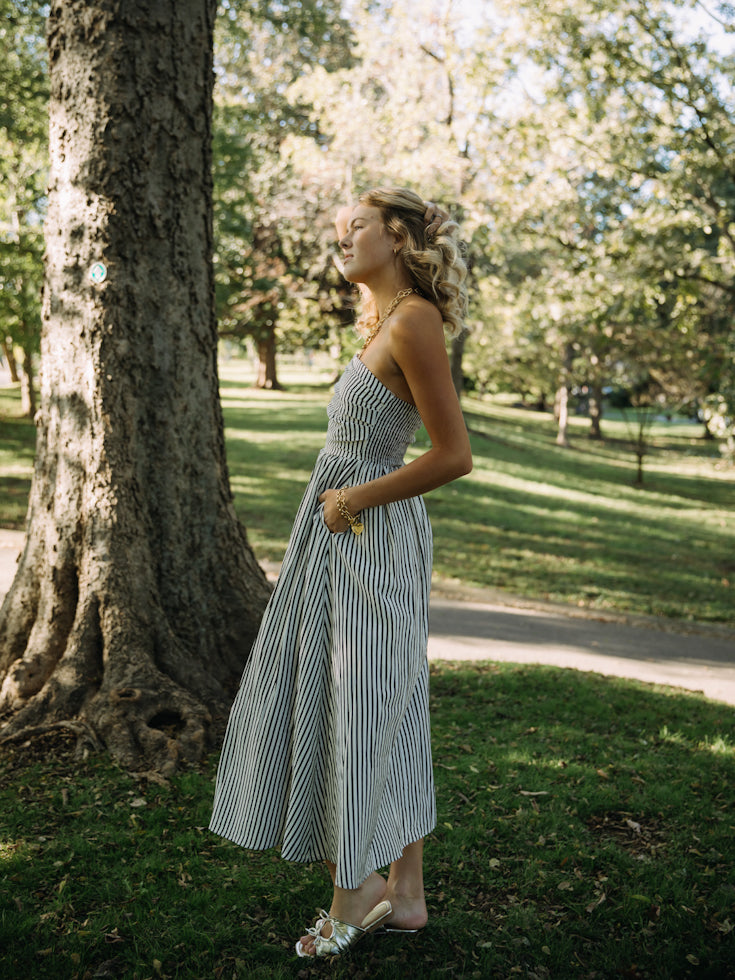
[585,892,607,913]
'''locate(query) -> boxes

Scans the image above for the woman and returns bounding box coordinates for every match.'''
[209,187,472,958]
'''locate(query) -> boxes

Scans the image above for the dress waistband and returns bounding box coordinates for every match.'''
[319,445,405,469]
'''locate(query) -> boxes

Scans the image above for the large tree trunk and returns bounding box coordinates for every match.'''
[0,0,270,774]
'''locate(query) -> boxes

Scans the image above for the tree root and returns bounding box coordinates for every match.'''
[0,718,104,756]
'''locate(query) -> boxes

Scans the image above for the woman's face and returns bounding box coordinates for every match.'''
[338,205,397,284]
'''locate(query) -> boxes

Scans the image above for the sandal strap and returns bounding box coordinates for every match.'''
[312,911,364,956]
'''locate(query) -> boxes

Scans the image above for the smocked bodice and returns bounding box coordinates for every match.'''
[322,356,422,467]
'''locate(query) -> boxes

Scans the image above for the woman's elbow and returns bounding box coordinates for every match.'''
[447,447,472,480]
[456,451,473,478]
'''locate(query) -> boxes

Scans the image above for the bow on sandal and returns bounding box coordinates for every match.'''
[295,900,393,958]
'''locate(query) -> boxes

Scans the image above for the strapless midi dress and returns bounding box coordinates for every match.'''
[209,355,436,888]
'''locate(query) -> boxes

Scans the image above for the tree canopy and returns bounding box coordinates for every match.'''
[1,0,733,452]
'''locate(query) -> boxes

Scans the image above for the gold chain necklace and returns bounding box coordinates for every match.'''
[359,288,414,357]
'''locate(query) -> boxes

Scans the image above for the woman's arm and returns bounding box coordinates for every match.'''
[319,305,472,532]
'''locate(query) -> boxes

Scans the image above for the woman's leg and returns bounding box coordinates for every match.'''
[385,838,428,930]
[297,837,428,953]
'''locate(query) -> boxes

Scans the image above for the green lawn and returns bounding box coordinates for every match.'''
[1,662,733,979]
[218,359,735,624]
[2,357,734,623]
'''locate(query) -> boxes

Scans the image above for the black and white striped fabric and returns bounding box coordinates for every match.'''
[209,356,436,889]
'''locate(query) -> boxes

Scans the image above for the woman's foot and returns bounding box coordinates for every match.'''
[297,870,388,957]
[383,884,428,932]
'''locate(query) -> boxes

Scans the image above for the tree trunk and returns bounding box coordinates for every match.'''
[255,330,283,389]
[555,383,570,446]
[449,330,466,398]
[588,382,603,440]
[20,343,36,419]
[0,0,271,774]
[555,342,573,447]
[1,339,20,382]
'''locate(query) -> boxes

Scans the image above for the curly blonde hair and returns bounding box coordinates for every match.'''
[353,187,468,339]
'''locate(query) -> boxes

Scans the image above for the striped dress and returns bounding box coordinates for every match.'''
[209,355,436,889]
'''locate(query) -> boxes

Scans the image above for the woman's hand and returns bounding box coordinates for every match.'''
[318,489,349,534]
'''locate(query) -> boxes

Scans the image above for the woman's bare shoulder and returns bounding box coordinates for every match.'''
[389,295,443,342]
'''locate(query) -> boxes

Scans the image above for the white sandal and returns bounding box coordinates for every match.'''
[295,900,393,958]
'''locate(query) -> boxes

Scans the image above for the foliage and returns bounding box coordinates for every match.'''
[473,0,735,446]
[1,662,734,978]
[2,0,733,439]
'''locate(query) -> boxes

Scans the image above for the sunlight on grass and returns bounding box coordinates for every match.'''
[0,839,23,863]
[698,735,734,756]
[2,358,734,621]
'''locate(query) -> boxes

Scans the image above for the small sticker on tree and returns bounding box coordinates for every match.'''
[90,261,107,283]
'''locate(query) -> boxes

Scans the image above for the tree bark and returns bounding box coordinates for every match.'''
[555,383,570,447]
[0,0,271,774]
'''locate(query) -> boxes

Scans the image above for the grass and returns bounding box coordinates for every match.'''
[1,661,734,979]
[2,361,734,977]
[2,357,734,622]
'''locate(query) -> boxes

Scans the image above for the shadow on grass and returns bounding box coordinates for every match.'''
[1,663,733,979]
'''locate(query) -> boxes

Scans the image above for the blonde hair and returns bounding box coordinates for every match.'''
[353,187,468,339]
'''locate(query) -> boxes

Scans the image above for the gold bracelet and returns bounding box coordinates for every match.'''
[336,487,364,535]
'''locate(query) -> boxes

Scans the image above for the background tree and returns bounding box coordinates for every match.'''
[0,0,48,415]
[0,0,271,773]
[478,0,735,448]
[212,0,353,387]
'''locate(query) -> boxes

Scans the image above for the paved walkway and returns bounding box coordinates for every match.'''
[2,529,734,706]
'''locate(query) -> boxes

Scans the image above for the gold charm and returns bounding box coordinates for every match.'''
[350,521,364,535]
